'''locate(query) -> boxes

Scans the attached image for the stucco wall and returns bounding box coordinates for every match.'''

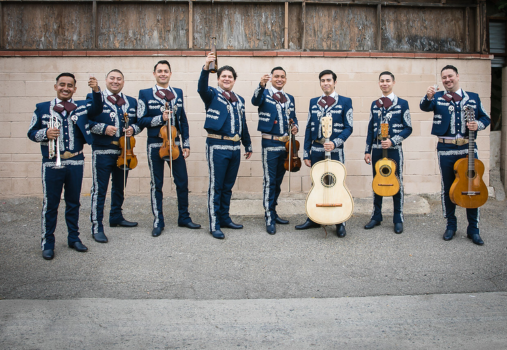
[0,55,491,198]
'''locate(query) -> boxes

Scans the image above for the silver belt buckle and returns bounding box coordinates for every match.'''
[231,134,240,142]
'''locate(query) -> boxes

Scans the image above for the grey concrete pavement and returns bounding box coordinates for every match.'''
[1,293,506,349]
[0,193,506,348]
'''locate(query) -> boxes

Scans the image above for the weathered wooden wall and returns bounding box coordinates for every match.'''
[0,0,486,53]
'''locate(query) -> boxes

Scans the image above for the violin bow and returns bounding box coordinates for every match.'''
[123,112,129,199]
[288,119,292,193]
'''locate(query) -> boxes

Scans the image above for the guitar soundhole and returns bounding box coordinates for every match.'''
[467,170,476,179]
[380,165,392,177]
[321,173,336,188]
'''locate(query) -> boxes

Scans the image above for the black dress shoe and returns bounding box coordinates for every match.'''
[364,219,381,230]
[42,249,54,260]
[152,227,164,237]
[222,222,243,229]
[394,223,403,234]
[443,229,455,241]
[295,218,321,230]
[69,241,88,252]
[93,231,108,243]
[110,220,138,227]
[211,229,225,239]
[275,217,289,225]
[467,233,484,246]
[336,224,346,238]
[266,224,276,235]
[178,221,201,229]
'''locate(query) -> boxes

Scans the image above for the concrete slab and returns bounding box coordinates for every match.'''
[1,293,506,349]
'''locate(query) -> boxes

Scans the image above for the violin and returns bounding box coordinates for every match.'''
[159,102,180,163]
[117,112,138,170]
[284,118,301,172]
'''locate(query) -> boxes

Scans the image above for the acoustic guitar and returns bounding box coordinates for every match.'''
[372,123,400,197]
[305,114,354,225]
[449,105,488,208]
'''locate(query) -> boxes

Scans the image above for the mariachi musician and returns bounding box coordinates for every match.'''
[420,65,490,245]
[364,71,412,234]
[295,69,353,237]
[251,66,298,235]
[137,60,201,237]
[27,73,102,260]
[87,69,141,244]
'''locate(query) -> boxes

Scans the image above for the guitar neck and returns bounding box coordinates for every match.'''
[382,137,388,158]
[325,137,331,159]
[468,130,475,172]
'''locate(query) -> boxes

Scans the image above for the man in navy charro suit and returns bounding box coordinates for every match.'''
[295,70,353,237]
[137,60,201,237]
[251,67,298,235]
[87,69,141,244]
[198,52,252,239]
[364,71,412,234]
[27,73,103,260]
[420,65,490,245]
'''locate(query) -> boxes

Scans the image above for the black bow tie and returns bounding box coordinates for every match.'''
[318,96,335,108]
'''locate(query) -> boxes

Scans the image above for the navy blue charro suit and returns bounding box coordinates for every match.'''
[27,92,102,251]
[198,68,252,232]
[251,84,297,226]
[303,92,353,227]
[87,90,141,236]
[420,89,490,235]
[136,85,192,229]
[365,94,412,224]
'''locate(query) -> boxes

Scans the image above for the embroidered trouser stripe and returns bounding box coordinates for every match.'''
[90,148,125,235]
[41,159,84,250]
[370,145,404,223]
[437,143,480,234]
[206,140,241,232]
[261,140,287,226]
[147,142,190,228]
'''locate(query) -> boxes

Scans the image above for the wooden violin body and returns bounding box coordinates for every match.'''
[306,159,354,225]
[372,123,400,197]
[449,156,488,208]
[117,113,138,170]
[449,105,488,209]
[159,103,180,162]
[284,119,301,172]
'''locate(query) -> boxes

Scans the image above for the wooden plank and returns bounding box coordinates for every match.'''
[377,4,381,50]
[193,3,284,50]
[465,6,469,52]
[481,1,487,53]
[476,3,480,52]
[285,2,289,49]
[2,3,94,49]
[302,1,306,50]
[381,6,466,52]
[0,3,3,49]
[304,4,377,51]
[93,1,97,49]
[189,0,193,49]
[97,3,188,49]
[288,1,302,49]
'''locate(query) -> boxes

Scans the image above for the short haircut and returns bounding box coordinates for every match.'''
[107,69,124,78]
[271,66,286,75]
[217,65,237,80]
[319,69,337,82]
[379,71,395,81]
[56,72,76,85]
[154,60,171,72]
[441,65,458,75]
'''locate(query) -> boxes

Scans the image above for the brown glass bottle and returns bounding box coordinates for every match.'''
[209,37,218,74]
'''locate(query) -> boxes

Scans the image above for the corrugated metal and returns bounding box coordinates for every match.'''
[489,22,505,67]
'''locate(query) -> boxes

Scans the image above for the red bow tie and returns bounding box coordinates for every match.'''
[376,97,392,109]
[318,96,335,108]
[155,89,175,101]
[222,91,238,103]
[443,92,462,103]
[107,94,126,106]
[53,101,76,114]
[273,92,288,103]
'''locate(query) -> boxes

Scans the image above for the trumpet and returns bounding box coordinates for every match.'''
[48,110,61,167]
